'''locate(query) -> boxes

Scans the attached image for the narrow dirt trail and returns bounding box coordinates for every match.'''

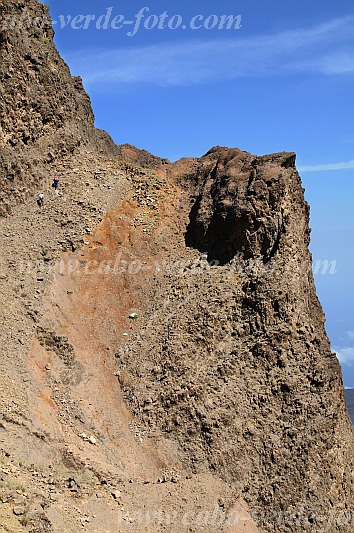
[0,150,126,434]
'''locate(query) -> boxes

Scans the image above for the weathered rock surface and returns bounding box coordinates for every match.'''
[0,1,353,532]
[0,0,119,216]
[118,147,354,531]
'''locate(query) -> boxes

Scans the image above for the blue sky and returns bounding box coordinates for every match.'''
[45,1,354,387]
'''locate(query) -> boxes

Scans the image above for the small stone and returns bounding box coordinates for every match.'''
[13,505,25,516]
[67,478,78,489]
[13,496,25,505]
[89,435,97,445]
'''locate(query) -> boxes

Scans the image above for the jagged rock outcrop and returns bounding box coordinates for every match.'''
[184,147,297,264]
[117,146,354,531]
[0,0,118,215]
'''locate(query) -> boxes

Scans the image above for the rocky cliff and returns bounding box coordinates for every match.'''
[0,0,118,216]
[0,1,353,532]
[118,147,354,530]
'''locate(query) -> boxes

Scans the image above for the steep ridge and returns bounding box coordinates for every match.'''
[0,0,118,216]
[118,147,354,531]
[0,1,353,532]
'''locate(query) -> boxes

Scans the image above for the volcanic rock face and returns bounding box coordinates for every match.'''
[184,147,297,263]
[0,1,353,532]
[118,147,354,531]
[0,0,117,215]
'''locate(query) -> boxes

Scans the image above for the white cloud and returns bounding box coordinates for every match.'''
[347,331,354,339]
[63,16,354,88]
[335,347,354,365]
[298,160,354,172]
[317,49,354,75]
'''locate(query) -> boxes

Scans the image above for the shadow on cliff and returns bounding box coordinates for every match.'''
[185,194,281,266]
[185,196,252,264]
